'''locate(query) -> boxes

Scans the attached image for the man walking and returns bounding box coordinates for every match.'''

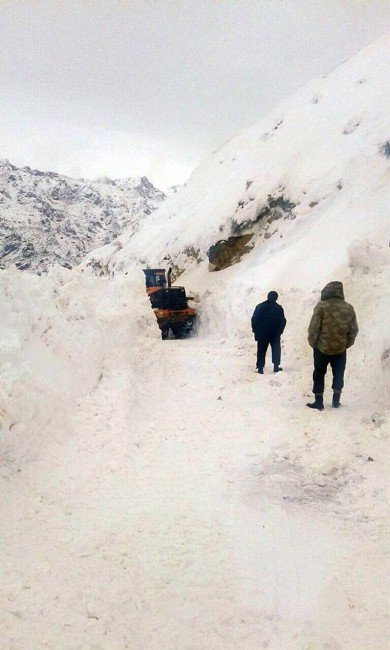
[307,281,358,410]
[251,291,286,374]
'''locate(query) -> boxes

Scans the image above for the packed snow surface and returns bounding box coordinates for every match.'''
[1,36,389,649]
[0,260,389,648]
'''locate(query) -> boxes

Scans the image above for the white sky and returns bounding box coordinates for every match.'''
[0,0,389,188]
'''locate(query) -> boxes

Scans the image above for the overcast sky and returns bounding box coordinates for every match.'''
[0,0,389,188]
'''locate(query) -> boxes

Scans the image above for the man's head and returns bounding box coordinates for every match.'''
[267,291,278,302]
[321,282,344,301]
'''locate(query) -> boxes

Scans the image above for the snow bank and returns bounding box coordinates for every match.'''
[0,267,157,464]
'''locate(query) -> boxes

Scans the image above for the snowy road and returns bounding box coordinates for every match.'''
[1,337,389,649]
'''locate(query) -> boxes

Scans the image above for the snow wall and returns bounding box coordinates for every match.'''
[0,268,158,463]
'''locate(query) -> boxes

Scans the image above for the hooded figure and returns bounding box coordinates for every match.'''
[307,281,358,410]
[251,291,286,373]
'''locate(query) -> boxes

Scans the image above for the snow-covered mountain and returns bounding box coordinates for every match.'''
[86,35,389,285]
[1,36,389,649]
[0,160,166,272]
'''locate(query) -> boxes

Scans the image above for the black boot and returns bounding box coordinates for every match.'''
[306,394,324,411]
[274,365,283,373]
[257,368,264,374]
[332,391,341,408]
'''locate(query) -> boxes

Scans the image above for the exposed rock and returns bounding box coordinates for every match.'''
[208,234,254,271]
[0,160,166,272]
[207,193,296,271]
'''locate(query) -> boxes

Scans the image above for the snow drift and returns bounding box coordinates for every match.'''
[0,268,157,467]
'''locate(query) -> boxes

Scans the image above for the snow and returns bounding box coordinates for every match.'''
[0,268,157,464]
[0,161,165,272]
[1,305,388,647]
[85,35,390,280]
[1,36,389,649]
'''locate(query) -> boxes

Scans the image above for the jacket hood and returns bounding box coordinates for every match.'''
[321,281,344,300]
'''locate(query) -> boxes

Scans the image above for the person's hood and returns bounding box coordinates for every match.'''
[321,281,344,300]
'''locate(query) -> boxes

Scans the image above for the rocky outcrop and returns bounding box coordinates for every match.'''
[207,193,296,271]
[207,234,254,271]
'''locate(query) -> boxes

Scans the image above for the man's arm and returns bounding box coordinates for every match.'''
[308,303,322,348]
[347,307,359,348]
[251,304,263,333]
[279,307,287,335]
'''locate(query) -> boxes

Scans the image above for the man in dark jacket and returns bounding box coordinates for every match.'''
[307,281,358,410]
[251,291,286,374]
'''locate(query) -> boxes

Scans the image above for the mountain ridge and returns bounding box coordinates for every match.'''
[0,159,166,272]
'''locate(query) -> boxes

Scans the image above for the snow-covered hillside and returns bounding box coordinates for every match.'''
[87,35,389,281]
[0,160,165,272]
[0,36,389,649]
[84,35,390,410]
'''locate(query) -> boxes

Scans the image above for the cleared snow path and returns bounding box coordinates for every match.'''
[1,338,388,649]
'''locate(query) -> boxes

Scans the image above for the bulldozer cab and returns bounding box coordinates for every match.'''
[143,268,167,294]
[149,286,188,310]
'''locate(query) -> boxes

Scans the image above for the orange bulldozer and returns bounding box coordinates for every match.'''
[143,268,197,339]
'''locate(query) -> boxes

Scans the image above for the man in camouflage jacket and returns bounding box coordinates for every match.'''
[307,281,358,410]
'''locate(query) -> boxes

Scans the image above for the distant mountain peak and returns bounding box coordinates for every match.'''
[0,161,166,272]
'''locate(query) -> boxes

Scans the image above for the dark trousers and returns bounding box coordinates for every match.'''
[257,336,281,370]
[312,348,346,394]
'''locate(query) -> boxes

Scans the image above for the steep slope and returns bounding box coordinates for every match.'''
[0,160,165,272]
[86,35,389,282]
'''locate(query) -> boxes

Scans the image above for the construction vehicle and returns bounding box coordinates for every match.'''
[143,268,197,339]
